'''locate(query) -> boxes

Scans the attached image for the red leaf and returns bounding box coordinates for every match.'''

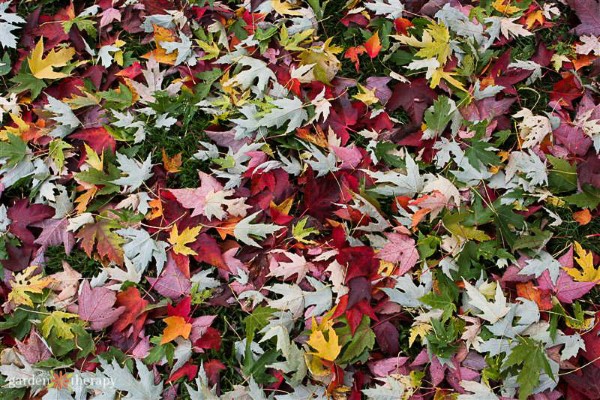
[8,200,55,245]
[112,287,149,338]
[71,127,116,154]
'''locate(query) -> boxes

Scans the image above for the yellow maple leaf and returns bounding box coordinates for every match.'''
[8,266,54,307]
[409,323,432,347]
[525,10,545,29]
[161,316,192,344]
[168,225,202,256]
[565,242,600,283]
[28,38,75,80]
[430,67,468,92]
[492,0,521,15]
[353,84,379,106]
[397,21,450,65]
[307,319,341,361]
[272,0,303,16]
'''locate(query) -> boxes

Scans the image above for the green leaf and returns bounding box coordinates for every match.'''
[244,306,276,345]
[512,227,552,251]
[48,139,72,171]
[243,348,279,384]
[443,212,491,242]
[502,337,554,400]
[337,316,376,365]
[292,217,318,244]
[10,71,47,99]
[494,204,525,250]
[564,184,600,209]
[41,311,79,340]
[0,134,28,168]
[547,155,577,193]
[97,83,133,109]
[423,96,454,137]
[466,140,500,168]
[0,53,11,76]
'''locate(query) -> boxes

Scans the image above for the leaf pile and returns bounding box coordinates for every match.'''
[0,0,599,399]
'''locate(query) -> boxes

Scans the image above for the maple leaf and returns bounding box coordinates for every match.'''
[268,251,312,284]
[161,316,192,344]
[99,358,163,400]
[147,254,192,300]
[307,323,341,362]
[168,225,201,256]
[32,218,74,254]
[74,280,125,330]
[76,217,125,265]
[364,32,382,59]
[463,281,510,323]
[113,286,149,337]
[234,211,284,247]
[0,2,25,49]
[27,38,75,80]
[565,242,600,283]
[502,337,553,400]
[365,0,404,19]
[41,311,78,340]
[46,261,81,308]
[7,266,54,307]
[567,0,600,36]
[514,108,552,148]
[377,233,419,275]
[169,172,250,221]
[257,96,308,134]
[396,21,450,65]
[272,0,303,16]
[112,153,153,192]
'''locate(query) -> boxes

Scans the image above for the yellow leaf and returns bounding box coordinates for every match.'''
[28,38,75,80]
[565,242,600,283]
[525,10,545,29]
[272,0,303,16]
[492,0,521,15]
[409,323,432,347]
[8,266,54,307]
[168,225,201,256]
[84,144,103,171]
[397,21,450,65]
[430,67,468,93]
[197,40,220,60]
[161,316,192,344]
[307,326,341,361]
[41,311,78,339]
[353,84,379,106]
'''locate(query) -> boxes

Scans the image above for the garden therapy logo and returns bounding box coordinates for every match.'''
[5,370,113,392]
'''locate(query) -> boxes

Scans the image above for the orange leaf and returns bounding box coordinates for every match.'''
[573,209,592,226]
[147,198,163,220]
[162,149,182,173]
[572,55,596,71]
[364,31,382,59]
[161,316,192,344]
[142,25,177,65]
[516,282,552,311]
[344,46,366,71]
